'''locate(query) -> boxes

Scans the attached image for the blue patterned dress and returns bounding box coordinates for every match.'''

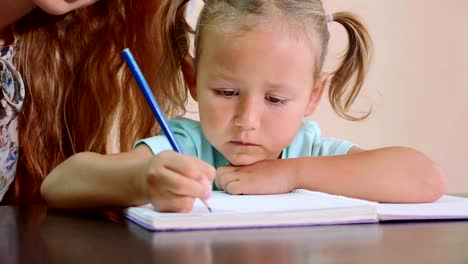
[0,43,25,201]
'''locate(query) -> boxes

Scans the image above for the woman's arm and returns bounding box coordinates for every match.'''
[215,146,446,203]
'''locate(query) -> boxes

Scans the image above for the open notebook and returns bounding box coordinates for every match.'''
[124,190,468,231]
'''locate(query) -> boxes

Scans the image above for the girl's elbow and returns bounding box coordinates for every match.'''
[419,162,446,202]
[404,148,446,202]
[40,174,55,206]
[40,166,65,207]
[40,152,87,207]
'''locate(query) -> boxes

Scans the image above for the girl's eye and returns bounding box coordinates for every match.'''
[265,96,286,104]
[215,89,238,97]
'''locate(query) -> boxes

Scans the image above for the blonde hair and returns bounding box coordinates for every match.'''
[194,0,372,120]
[5,0,189,204]
[161,0,372,122]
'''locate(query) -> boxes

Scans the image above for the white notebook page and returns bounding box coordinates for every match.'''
[377,195,468,220]
[190,190,375,214]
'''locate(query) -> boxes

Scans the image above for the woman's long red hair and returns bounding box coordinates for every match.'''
[2,0,191,204]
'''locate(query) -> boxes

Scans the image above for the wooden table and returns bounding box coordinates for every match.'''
[2,202,468,264]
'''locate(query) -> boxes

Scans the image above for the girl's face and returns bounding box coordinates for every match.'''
[32,0,98,15]
[190,22,326,166]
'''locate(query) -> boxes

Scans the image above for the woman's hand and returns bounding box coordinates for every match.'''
[215,159,297,195]
[142,150,215,212]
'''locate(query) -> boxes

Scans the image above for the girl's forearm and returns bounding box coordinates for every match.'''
[41,151,151,209]
[292,147,446,203]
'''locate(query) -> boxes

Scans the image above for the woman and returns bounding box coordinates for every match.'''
[0,0,191,204]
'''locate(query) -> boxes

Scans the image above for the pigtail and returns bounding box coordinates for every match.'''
[154,0,192,106]
[328,12,373,121]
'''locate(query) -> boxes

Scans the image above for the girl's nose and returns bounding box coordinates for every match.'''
[234,97,261,131]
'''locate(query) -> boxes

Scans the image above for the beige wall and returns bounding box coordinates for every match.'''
[318,0,468,193]
[185,0,468,193]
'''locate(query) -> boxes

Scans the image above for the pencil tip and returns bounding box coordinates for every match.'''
[208,207,212,213]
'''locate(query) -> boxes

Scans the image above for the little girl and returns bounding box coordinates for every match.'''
[41,0,445,211]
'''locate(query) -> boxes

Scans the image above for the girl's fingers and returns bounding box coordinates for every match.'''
[148,165,211,200]
[215,166,240,191]
[217,172,256,195]
[153,193,195,213]
[146,151,215,212]
[159,151,216,183]
[224,180,246,195]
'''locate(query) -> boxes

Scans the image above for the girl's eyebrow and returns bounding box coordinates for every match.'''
[264,80,297,91]
[209,71,298,92]
[209,68,238,81]
[264,81,287,90]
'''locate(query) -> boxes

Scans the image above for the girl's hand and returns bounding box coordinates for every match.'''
[142,150,215,212]
[215,159,297,195]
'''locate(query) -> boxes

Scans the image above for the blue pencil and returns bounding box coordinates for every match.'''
[122,48,212,212]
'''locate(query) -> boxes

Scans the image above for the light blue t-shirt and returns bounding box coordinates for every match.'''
[135,117,355,169]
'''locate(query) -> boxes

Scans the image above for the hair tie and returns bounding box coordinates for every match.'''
[327,14,334,23]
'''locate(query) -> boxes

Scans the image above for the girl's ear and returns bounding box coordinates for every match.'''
[305,73,328,116]
[181,55,198,101]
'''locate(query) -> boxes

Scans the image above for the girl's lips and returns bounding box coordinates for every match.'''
[230,140,258,146]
